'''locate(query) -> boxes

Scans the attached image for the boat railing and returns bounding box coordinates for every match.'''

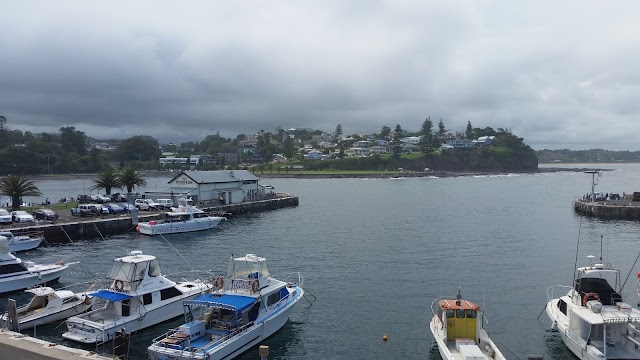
[282,272,303,287]
[546,285,573,302]
[4,230,45,239]
[152,321,256,356]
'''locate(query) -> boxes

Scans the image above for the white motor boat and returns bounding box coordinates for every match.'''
[62,250,213,344]
[0,286,94,331]
[430,289,506,360]
[148,254,304,360]
[0,238,69,294]
[136,199,226,236]
[546,255,640,359]
[0,231,43,252]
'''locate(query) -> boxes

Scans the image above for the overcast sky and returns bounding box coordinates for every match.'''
[1,1,639,150]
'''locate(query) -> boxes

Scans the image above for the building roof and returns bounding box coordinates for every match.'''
[169,170,259,184]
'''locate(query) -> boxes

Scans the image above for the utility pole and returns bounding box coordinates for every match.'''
[584,170,600,203]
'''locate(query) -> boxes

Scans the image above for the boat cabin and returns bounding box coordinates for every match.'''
[437,298,480,342]
[224,254,272,292]
[0,240,31,278]
[105,250,162,293]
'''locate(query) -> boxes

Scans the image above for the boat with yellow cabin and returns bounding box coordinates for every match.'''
[430,289,506,360]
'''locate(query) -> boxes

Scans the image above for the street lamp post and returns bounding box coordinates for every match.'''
[585,170,600,203]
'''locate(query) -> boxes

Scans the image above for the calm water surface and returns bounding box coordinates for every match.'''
[5,164,640,360]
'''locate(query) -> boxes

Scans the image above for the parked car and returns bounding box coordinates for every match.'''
[134,198,160,211]
[11,210,35,223]
[119,203,135,212]
[110,193,128,202]
[90,194,111,203]
[633,192,640,201]
[32,208,59,220]
[0,209,12,224]
[76,204,105,217]
[155,199,173,210]
[105,203,125,214]
[77,194,92,204]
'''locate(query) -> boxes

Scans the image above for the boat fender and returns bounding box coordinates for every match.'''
[114,280,124,291]
[84,296,93,305]
[214,276,224,289]
[252,280,260,293]
[583,292,600,306]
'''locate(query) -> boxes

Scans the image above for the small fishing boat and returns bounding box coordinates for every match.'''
[0,231,43,252]
[0,286,94,331]
[136,198,226,236]
[0,238,69,294]
[147,254,304,360]
[62,250,213,344]
[430,289,506,360]
[546,254,640,359]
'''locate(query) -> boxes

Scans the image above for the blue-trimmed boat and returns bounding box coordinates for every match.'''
[62,250,213,344]
[147,254,304,360]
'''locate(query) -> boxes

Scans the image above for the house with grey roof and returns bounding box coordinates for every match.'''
[144,170,269,206]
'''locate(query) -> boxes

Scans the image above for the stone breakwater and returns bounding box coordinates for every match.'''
[574,198,640,220]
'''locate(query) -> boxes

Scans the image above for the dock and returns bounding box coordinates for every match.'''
[4,195,299,243]
[574,197,640,220]
[0,330,115,359]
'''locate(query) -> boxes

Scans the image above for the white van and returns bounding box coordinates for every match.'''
[155,199,173,210]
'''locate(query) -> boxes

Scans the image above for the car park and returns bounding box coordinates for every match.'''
[0,209,12,224]
[32,208,59,220]
[11,210,35,223]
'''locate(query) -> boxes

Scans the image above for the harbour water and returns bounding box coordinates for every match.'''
[4,164,640,359]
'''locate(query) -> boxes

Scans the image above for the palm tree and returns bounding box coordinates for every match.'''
[90,168,122,195]
[0,175,43,210]
[118,166,147,193]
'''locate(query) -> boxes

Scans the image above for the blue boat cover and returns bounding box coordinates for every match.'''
[184,294,255,313]
[90,289,133,302]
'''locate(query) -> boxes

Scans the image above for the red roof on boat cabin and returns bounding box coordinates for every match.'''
[438,299,480,311]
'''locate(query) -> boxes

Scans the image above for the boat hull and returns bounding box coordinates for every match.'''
[0,267,67,294]
[148,287,303,360]
[63,288,206,344]
[1,299,93,330]
[8,238,43,252]
[138,218,223,235]
[429,315,506,360]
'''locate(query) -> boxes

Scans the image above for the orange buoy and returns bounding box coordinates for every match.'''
[383,334,388,341]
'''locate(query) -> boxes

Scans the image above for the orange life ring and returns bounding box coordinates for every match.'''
[583,292,600,305]
[251,280,259,293]
[214,276,224,289]
[114,280,124,291]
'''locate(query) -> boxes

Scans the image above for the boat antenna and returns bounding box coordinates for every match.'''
[621,250,640,291]
[572,216,583,283]
[600,235,603,263]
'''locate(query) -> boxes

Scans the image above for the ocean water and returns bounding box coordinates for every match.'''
[5,163,640,360]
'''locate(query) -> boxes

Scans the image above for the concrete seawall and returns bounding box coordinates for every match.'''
[9,196,299,243]
[574,199,640,220]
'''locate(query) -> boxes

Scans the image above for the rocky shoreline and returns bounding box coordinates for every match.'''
[26,167,606,181]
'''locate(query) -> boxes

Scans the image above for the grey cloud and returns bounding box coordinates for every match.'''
[1,1,640,149]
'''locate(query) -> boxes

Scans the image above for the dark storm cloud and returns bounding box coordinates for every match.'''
[2,1,640,149]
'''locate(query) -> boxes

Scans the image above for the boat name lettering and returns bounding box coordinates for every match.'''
[232,280,249,290]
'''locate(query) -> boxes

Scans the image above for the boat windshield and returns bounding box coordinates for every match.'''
[228,254,270,279]
[106,260,149,282]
